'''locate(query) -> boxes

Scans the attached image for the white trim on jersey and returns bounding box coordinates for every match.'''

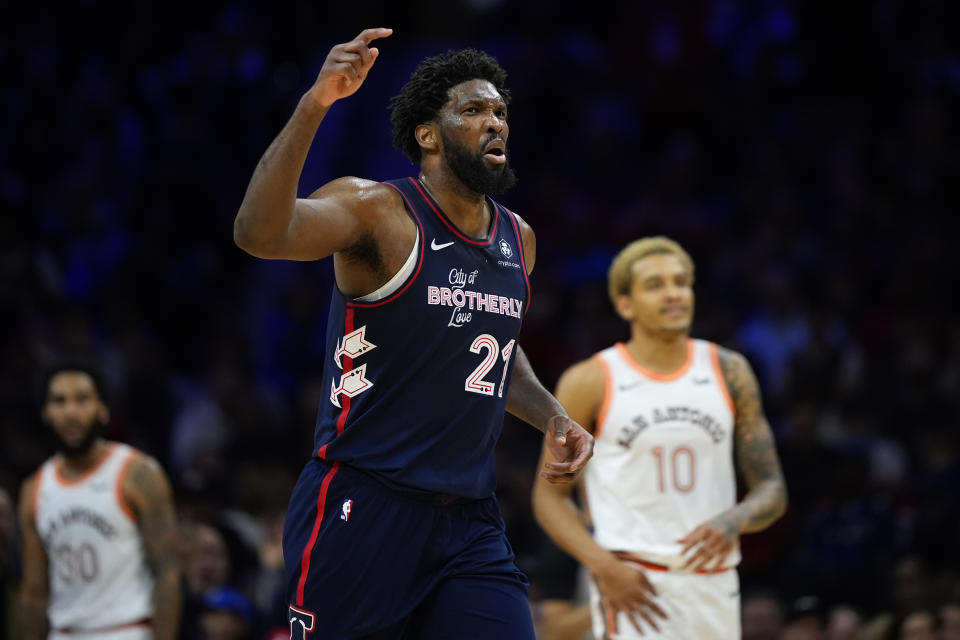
[355,234,420,303]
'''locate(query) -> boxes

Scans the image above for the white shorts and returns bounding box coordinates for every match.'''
[588,567,740,639]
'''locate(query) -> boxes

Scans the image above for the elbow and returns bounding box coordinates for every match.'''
[776,484,789,521]
[233,217,256,253]
[232,216,276,258]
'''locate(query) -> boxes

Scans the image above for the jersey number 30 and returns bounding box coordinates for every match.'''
[465,334,516,397]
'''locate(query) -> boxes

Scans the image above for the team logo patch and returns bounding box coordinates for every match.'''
[340,499,353,521]
[499,239,513,258]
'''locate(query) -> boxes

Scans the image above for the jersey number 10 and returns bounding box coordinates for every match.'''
[651,445,696,493]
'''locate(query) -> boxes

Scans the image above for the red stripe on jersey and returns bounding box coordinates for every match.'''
[294,461,341,606]
[408,177,498,246]
[317,308,355,459]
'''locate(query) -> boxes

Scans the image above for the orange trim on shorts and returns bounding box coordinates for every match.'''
[615,340,695,382]
[594,353,614,438]
[54,617,152,634]
[53,443,116,486]
[613,550,732,575]
[709,342,736,416]
[115,451,138,522]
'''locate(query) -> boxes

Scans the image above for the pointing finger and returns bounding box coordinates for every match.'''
[355,27,393,45]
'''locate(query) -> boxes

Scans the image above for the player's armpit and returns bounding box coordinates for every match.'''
[123,456,182,640]
[17,474,50,640]
[717,348,788,533]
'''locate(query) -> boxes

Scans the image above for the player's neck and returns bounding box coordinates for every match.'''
[58,439,111,478]
[418,170,491,239]
[624,331,689,373]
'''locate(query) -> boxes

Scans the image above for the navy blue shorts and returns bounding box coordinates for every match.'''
[282,458,534,639]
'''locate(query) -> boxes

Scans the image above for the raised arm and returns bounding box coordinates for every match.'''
[122,456,181,640]
[16,475,49,640]
[233,28,392,260]
[679,347,788,571]
[531,359,665,634]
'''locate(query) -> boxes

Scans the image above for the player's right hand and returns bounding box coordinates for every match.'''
[595,557,668,635]
[308,28,393,109]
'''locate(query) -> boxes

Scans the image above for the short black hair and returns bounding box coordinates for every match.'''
[39,360,110,405]
[389,49,511,164]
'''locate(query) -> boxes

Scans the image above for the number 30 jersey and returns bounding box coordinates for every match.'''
[32,443,154,632]
[313,177,531,499]
[584,340,740,568]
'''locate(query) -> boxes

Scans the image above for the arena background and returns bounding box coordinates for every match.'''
[2,1,959,637]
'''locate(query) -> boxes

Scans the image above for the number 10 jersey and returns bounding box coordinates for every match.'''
[584,339,740,569]
[312,177,531,500]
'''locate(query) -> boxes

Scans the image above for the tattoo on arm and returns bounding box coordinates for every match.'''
[718,348,788,534]
[128,458,182,640]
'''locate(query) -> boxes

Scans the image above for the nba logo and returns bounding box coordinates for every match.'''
[499,239,513,258]
[340,499,353,521]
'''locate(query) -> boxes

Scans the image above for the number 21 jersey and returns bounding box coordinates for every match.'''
[313,177,531,499]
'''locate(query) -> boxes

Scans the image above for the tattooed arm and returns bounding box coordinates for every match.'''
[16,474,49,640]
[123,456,182,640]
[679,347,787,571]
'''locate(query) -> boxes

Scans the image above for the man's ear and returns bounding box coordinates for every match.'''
[415,123,439,154]
[613,294,635,322]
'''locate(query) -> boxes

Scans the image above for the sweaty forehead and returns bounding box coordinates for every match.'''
[446,79,503,106]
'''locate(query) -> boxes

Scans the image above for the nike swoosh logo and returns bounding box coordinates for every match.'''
[618,381,643,391]
[692,377,711,384]
[431,239,455,250]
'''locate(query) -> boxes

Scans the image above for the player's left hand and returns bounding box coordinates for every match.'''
[540,415,594,484]
[678,515,739,572]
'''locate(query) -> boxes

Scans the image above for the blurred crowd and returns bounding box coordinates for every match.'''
[1,1,958,638]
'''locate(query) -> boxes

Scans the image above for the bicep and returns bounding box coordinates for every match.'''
[125,459,180,572]
[720,350,785,486]
[264,177,388,261]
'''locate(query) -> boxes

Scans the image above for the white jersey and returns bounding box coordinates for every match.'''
[33,442,154,634]
[584,339,740,569]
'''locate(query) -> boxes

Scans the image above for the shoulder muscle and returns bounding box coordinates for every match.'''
[555,357,605,433]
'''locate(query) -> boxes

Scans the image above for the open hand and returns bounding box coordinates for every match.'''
[678,515,738,572]
[595,557,668,634]
[540,415,594,483]
[309,28,393,109]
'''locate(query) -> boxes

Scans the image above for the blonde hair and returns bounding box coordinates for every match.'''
[607,236,695,305]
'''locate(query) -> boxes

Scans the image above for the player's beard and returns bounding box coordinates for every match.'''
[48,416,106,459]
[442,131,517,196]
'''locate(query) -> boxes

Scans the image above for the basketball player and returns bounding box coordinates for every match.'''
[533,236,788,639]
[232,29,593,638]
[17,363,181,640]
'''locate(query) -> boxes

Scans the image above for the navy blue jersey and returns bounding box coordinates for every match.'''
[313,177,531,499]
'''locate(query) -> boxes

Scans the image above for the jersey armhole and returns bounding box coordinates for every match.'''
[593,354,614,438]
[115,452,139,523]
[28,469,43,524]
[709,342,736,417]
